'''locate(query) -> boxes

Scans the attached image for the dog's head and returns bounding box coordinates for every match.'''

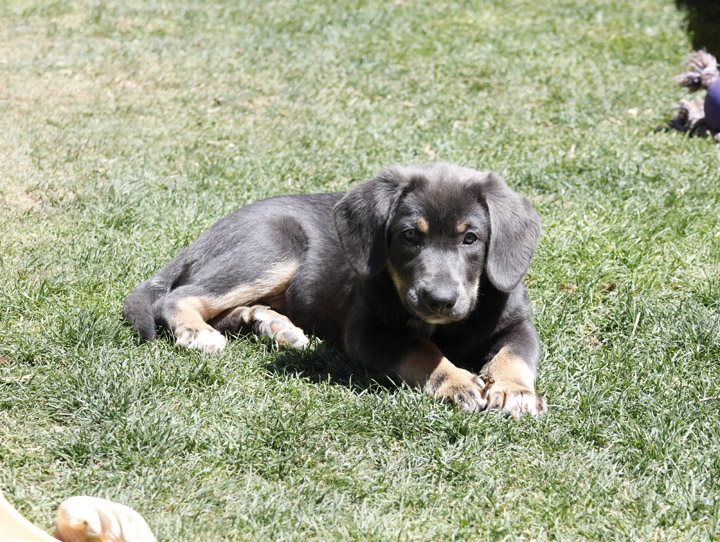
[333,163,540,324]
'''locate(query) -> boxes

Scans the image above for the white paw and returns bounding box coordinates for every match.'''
[176,328,226,354]
[484,381,547,418]
[193,329,227,353]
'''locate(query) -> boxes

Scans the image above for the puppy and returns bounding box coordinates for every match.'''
[124,162,545,416]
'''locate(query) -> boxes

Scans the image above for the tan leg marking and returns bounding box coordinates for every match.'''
[481,346,546,418]
[172,297,227,353]
[169,261,299,354]
[397,340,487,412]
[204,261,300,317]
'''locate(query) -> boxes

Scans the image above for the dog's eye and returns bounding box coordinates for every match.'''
[402,229,417,242]
[463,232,478,245]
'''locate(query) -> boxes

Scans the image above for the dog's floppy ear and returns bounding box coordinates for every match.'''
[333,167,408,277]
[482,173,540,292]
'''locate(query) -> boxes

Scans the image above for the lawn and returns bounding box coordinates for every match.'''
[1,0,719,540]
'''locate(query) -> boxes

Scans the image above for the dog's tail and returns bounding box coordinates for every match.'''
[123,263,187,341]
[123,281,160,341]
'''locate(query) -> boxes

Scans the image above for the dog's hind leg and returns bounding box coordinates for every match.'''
[155,261,301,354]
[210,305,310,349]
[155,286,228,353]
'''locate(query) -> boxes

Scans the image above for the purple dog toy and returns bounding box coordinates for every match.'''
[706,78,720,133]
[672,50,720,140]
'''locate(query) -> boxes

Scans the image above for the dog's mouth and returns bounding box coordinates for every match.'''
[409,306,464,325]
[418,313,459,325]
[405,294,468,325]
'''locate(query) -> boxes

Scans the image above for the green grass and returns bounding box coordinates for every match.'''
[1,0,719,540]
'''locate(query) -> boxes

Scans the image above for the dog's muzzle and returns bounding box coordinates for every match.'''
[406,284,470,324]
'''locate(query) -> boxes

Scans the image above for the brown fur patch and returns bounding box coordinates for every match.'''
[482,346,535,392]
[172,298,216,339]
[416,217,429,233]
[481,347,545,416]
[386,262,407,299]
[396,340,446,387]
[456,221,469,233]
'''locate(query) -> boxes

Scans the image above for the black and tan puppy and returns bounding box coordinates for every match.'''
[124,162,545,417]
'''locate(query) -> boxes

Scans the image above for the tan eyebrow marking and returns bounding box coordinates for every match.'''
[457,221,469,233]
[416,217,429,233]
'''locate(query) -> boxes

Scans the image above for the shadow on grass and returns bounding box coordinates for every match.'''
[263,340,399,395]
[146,324,399,394]
[676,0,720,56]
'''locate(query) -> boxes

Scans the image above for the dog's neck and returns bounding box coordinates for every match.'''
[406,317,437,338]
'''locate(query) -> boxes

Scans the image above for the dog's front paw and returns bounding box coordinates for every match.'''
[176,327,227,354]
[483,380,546,418]
[426,367,487,412]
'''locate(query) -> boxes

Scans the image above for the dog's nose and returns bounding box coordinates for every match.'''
[421,287,458,313]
